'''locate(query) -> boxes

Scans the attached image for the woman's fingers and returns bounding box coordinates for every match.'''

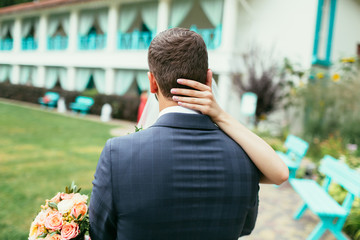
[171,88,210,98]
[177,102,209,114]
[172,96,210,105]
[171,78,219,116]
[177,79,211,91]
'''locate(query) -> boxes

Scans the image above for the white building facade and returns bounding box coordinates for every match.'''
[0,0,359,116]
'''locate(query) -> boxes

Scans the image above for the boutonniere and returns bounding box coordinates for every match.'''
[135,126,143,132]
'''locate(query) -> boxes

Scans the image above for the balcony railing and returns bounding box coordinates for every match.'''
[48,36,68,50]
[78,34,106,50]
[0,38,13,51]
[190,25,222,50]
[118,30,155,50]
[22,37,38,50]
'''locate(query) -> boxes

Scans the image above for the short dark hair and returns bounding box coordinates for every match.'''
[148,28,208,98]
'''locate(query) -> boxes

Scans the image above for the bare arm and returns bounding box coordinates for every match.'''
[171,79,289,185]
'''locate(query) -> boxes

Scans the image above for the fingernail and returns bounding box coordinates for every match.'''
[172,96,179,101]
[171,89,176,93]
[177,79,184,83]
[178,102,183,106]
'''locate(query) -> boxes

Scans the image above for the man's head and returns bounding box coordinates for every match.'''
[148,28,208,99]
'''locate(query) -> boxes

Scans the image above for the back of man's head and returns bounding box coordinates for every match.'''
[148,28,208,98]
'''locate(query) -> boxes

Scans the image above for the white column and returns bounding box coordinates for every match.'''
[38,14,48,52]
[67,67,76,91]
[68,10,79,52]
[220,0,238,52]
[217,0,238,110]
[11,65,20,84]
[13,18,22,52]
[37,66,46,87]
[217,73,232,111]
[157,0,170,33]
[107,4,119,52]
[105,68,115,94]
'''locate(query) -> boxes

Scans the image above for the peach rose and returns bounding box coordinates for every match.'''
[34,209,51,226]
[29,222,38,239]
[60,193,74,200]
[45,212,63,231]
[71,202,87,220]
[61,222,80,240]
[44,234,63,240]
[72,193,88,204]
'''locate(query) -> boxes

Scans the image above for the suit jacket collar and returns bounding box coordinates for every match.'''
[150,113,219,130]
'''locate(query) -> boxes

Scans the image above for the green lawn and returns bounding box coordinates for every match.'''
[0,101,115,239]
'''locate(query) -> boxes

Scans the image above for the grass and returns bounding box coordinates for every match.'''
[0,101,115,239]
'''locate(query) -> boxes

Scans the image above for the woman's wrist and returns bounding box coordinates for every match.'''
[212,109,230,125]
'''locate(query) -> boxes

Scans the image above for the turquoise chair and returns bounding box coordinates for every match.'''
[38,92,60,108]
[69,96,94,114]
[291,155,360,240]
[276,135,309,178]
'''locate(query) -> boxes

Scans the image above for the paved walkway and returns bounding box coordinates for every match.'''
[241,182,342,240]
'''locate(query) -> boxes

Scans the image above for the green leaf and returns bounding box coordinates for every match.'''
[135,126,143,132]
[48,202,58,210]
[38,233,47,238]
[77,213,83,220]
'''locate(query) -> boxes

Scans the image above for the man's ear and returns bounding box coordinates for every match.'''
[148,72,158,94]
[206,69,213,88]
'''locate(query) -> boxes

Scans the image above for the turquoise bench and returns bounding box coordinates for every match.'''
[69,96,94,114]
[38,92,60,108]
[290,155,360,240]
[276,135,309,178]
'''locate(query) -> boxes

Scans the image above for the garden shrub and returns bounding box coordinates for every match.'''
[0,82,139,121]
[328,184,360,240]
[285,57,360,240]
[232,47,287,125]
[296,58,360,148]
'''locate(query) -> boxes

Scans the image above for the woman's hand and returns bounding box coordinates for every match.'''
[170,79,225,122]
[170,78,289,185]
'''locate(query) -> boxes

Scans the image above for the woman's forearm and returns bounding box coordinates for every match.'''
[214,111,289,185]
[171,77,289,185]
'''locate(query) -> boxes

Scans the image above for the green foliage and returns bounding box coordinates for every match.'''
[0,82,140,121]
[328,184,360,240]
[0,0,32,8]
[0,101,112,239]
[296,57,360,147]
[81,88,99,98]
[65,181,82,194]
[343,205,360,240]
[232,47,287,125]
[135,125,143,132]
[307,134,347,163]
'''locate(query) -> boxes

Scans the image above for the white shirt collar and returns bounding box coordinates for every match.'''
[158,106,200,118]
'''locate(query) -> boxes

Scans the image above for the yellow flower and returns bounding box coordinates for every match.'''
[290,88,296,96]
[332,73,340,82]
[259,114,267,120]
[299,81,304,87]
[316,72,324,79]
[341,57,356,63]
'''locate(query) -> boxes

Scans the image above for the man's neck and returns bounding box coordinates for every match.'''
[158,99,178,112]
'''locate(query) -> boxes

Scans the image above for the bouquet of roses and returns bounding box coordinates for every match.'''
[29,182,89,240]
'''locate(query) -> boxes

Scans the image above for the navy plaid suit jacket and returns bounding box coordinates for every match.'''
[90,113,259,240]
